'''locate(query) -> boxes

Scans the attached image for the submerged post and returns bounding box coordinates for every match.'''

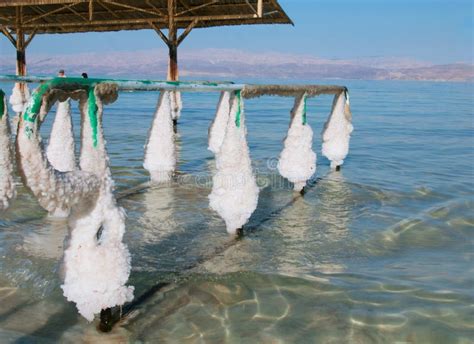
[167,0,181,127]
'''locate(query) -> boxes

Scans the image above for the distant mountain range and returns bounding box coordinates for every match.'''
[0,48,472,82]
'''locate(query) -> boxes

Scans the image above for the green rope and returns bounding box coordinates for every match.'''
[23,82,50,123]
[235,90,242,128]
[0,89,5,119]
[20,78,100,143]
[302,94,307,125]
[88,87,99,148]
[22,77,101,125]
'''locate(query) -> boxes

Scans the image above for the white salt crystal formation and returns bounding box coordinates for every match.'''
[15,83,133,321]
[9,83,30,130]
[209,92,259,234]
[46,99,76,218]
[16,87,102,215]
[144,91,176,183]
[47,99,76,173]
[61,84,133,321]
[321,91,353,169]
[208,91,231,154]
[278,94,317,192]
[9,83,30,114]
[0,90,15,210]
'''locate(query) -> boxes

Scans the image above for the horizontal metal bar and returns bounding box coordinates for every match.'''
[0,75,243,92]
[0,75,347,97]
[242,84,347,98]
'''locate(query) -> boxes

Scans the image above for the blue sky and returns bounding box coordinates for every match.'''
[1,0,472,64]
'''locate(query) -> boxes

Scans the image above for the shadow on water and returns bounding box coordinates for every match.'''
[0,301,32,327]
[99,171,335,330]
[14,305,79,344]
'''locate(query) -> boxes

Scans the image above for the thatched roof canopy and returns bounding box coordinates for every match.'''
[0,0,293,34]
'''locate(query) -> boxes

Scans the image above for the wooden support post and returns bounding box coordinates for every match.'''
[16,32,26,76]
[167,0,179,127]
[15,7,26,76]
[167,0,178,81]
[257,0,263,17]
[168,44,178,81]
[14,5,28,110]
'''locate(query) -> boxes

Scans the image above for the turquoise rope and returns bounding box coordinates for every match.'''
[235,90,242,128]
[88,87,99,148]
[20,78,99,147]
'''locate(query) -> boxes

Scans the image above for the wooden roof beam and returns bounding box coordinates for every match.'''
[68,6,89,21]
[244,0,258,16]
[0,25,16,47]
[177,0,192,14]
[89,0,93,20]
[19,14,262,29]
[3,3,279,26]
[257,0,263,17]
[18,7,163,23]
[22,18,291,34]
[176,0,219,17]
[30,5,54,24]
[146,0,165,17]
[149,21,169,46]
[242,0,264,18]
[97,1,120,19]
[18,14,284,31]
[177,18,197,46]
[101,0,163,17]
[0,1,90,6]
[23,2,79,25]
[22,18,165,29]
[175,13,258,22]
[269,0,293,25]
[24,28,36,48]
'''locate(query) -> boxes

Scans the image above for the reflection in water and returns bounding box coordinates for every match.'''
[0,216,68,299]
[140,185,179,244]
[261,170,353,275]
[195,170,355,276]
[21,217,68,260]
[316,170,352,239]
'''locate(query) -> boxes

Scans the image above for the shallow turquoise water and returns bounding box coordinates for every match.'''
[0,80,473,343]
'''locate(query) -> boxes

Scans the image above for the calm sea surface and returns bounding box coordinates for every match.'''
[0,79,473,343]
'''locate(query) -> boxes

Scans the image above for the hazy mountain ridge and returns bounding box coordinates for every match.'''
[0,49,472,81]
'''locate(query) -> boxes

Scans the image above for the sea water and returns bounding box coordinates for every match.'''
[0,80,472,343]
